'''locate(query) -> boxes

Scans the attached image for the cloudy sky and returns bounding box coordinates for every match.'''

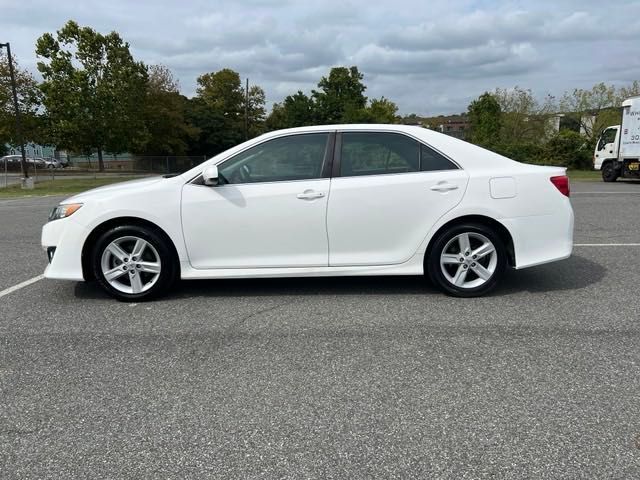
[1,0,639,115]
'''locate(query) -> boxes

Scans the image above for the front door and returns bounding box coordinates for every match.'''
[181,132,332,269]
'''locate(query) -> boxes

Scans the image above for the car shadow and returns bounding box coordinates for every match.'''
[73,254,605,300]
[495,253,606,295]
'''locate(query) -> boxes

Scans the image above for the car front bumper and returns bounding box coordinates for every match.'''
[41,218,89,281]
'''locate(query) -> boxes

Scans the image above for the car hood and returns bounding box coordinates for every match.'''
[63,176,164,204]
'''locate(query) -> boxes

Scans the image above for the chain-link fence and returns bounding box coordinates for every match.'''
[67,155,208,173]
[1,155,209,188]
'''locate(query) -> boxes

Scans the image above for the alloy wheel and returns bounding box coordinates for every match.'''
[100,235,162,294]
[440,232,497,289]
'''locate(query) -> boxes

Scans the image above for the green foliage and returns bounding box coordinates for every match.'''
[493,142,545,165]
[184,97,242,156]
[345,97,399,124]
[467,93,502,148]
[197,69,245,116]
[191,68,266,154]
[312,66,367,123]
[559,82,629,143]
[0,51,43,148]
[493,86,555,143]
[265,69,397,129]
[36,20,148,170]
[133,65,197,155]
[542,130,591,170]
[266,91,316,130]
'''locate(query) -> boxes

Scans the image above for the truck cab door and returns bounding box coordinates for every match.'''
[595,126,619,169]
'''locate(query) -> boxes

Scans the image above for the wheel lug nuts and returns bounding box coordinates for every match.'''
[122,265,127,270]
[132,256,137,261]
[463,265,468,269]
[473,255,477,259]
[471,262,476,267]
[136,264,141,269]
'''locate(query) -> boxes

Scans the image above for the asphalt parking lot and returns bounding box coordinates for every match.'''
[2,180,640,478]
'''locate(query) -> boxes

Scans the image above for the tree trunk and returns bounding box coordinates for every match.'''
[97,147,105,172]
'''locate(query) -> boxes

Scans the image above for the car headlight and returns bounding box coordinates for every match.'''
[48,203,83,221]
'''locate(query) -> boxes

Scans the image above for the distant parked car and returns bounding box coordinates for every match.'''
[41,158,62,169]
[26,157,46,168]
[0,155,24,171]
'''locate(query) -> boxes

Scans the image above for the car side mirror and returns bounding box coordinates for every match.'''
[203,165,219,186]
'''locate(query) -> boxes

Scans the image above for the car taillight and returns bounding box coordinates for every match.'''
[550,175,570,197]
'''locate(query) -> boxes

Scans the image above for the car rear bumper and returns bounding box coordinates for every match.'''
[502,201,574,270]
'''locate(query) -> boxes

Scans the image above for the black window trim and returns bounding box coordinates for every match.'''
[332,129,461,179]
[189,130,336,186]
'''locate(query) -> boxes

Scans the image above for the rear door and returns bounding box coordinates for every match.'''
[327,131,468,266]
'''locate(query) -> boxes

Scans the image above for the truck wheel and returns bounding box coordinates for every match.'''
[602,162,619,182]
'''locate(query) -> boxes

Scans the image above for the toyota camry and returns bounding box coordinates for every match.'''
[42,124,574,301]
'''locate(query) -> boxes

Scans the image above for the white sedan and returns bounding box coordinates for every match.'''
[42,124,574,301]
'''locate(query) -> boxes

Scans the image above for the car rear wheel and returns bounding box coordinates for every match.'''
[91,225,177,301]
[427,223,507,297]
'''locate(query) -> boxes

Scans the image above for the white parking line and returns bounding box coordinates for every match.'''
[574,243,640,246]
[0,275,44,298]
[572,192,640,195]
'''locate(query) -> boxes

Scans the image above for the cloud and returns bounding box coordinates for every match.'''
[1,0,639,114]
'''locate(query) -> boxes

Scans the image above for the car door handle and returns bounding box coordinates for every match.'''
[297,191,324,200]
[430,183,459,192]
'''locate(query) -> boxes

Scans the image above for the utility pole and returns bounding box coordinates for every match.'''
[0,42,31,188]
[245,77,249,141]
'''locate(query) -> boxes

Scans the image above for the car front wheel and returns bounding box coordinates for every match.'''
[91,225,177,301]
[427,223,507,297]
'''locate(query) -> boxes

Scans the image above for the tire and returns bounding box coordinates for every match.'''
[601,162,619,182]
[91,224,178,301]
[427,223,507,297]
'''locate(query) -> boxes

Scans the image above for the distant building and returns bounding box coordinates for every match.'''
[432,116,469,140]
[5,142,56,158]
[401,114,470,140]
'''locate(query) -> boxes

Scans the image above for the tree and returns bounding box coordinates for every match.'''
[195,68,266,142]
[134,65,197,155]
[36,20,148,171]
[493,86,555,143]
[265,91,316,130]
[348,96,398,124]
[184,97,240,156]
[543,130,591,169]
[312,66,367,123]
[0,51,43,150]
[196,68,245,118]
[618,80,640,101]
[467,93,502,148]
[246,85,266,138]
[559,83,618,144]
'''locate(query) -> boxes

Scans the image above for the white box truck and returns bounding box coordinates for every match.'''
[594,96,640,182]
